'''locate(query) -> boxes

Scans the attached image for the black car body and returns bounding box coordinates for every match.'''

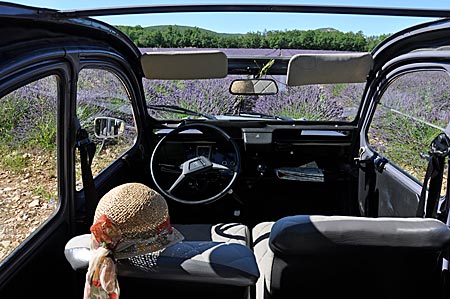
[1,2,450,299]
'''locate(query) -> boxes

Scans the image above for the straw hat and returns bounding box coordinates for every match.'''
[84,183,183,299]
[91,182,184,259]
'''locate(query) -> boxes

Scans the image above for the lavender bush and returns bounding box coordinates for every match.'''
[0,76,57,150]
[77,69,134,131]
[252,83,363,121]
[369,70,450,180]
[144,77,237,118]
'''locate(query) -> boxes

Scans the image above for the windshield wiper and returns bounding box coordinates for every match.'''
[230,111,293,120]
[148,104,217,120]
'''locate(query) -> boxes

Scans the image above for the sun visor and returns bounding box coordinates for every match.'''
[141,51,228,80]
[286,52,373,86]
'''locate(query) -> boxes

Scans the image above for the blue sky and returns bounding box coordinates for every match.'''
[9,0,450,36]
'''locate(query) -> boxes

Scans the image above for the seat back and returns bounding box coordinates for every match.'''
[254,215,450,299]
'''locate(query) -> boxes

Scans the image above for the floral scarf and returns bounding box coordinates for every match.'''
[84,215,121,299]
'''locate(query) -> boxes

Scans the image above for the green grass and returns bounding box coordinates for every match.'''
[369,111,442,180]
[32,185,55,201]
[0,148,30,173]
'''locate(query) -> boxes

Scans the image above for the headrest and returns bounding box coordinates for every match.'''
[286,52,373,86]
[141,50,228,80]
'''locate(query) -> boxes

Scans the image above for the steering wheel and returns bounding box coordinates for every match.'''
[150,123,241,204]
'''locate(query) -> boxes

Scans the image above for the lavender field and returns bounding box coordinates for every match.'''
[1,48,449,184]
[140,47,345,56]
[143,76,363,122]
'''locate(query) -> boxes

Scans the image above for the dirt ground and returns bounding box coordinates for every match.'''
[0,153,57,262]
[0,146,123,262]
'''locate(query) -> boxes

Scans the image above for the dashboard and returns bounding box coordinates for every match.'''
[149,122,356,224]
[153,123,353,178]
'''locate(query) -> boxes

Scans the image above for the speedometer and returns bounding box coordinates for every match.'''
[196,145,212,159]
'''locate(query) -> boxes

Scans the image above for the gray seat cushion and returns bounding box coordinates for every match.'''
[120,241,259,286]
[64,223,258,287]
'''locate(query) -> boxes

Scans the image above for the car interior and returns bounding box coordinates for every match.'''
[1,3,450,299]
[63,51,450,299]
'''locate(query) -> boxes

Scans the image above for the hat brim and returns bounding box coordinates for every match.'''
[114,227,184,260]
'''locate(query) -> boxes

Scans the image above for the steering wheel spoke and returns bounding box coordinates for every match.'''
[211,162,231,171]
[168,156,213,193]
[168,173,186,193]
[159,163,182,174]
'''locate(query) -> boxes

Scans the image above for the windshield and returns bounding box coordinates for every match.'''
[143,49,365,122]
[65,4,441,123]
[144,76,364,121]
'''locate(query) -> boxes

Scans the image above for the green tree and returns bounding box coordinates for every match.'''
[115,24,390,52]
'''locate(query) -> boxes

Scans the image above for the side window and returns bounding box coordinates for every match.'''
[76,68,136,190]
[368,70,450,183]
[0,76,58,262]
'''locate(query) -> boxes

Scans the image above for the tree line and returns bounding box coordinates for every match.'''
[116,25,390,52]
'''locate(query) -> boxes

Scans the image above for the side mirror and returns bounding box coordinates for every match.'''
[229,78,278,95]
[94,117,125,139]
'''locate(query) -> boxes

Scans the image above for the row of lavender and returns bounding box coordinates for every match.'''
[143,77,363,121]
[1,76,58,150]
[140,48,348,56]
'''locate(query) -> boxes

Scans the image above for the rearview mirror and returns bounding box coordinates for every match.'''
[229,79,278,95]
[94,117,125,139]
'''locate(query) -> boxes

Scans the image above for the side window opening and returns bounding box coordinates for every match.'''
[75,68,137,191]
[0,75,59,262]
[368,70,449,192]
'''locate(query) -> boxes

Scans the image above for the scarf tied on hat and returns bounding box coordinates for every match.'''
[83,213,179,299]
[84,215,121,299]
